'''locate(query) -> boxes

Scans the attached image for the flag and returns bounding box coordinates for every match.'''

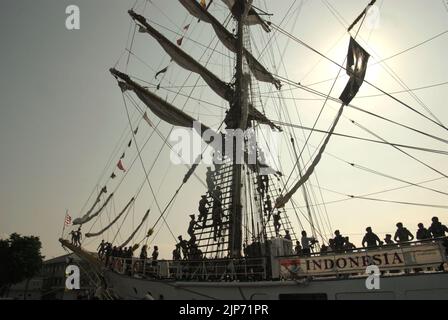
[110,172,116,179]
[339,37,370,105]
[128,139,132,148]
[177,37,184,46]
[133,126,139,135]
[183,24,190,31]
[155,66,168,79]
[120,152,125,159]
[200,0,206,9]
[143,112,154,127]
[64,212,72,226]
[117,159,126,172]
[101,186,108,194]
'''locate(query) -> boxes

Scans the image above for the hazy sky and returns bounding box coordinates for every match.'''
[0,0,447,259]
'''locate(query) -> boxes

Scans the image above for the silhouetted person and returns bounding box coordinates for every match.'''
[429,217,448,238]
[394,222,414,243]
[188,214,200,245]
[416,223,431,240]
[320,244,329,255]
[384,234,394,245]
[198,195,210,227]
[97,240,106,259]
[333,230,346,251]
[151,246,159,266]
[140,245,148,260]
[206,167,214,193]
[345,237,356,250]
[284,230,292,241]
[70,230,77,245]
[172,246,181,261]
[273,211,281,236]
[178,236,189,259]
[362,227,382,248]
[212,186,223,241]
[301,231,317,256]
[75,227,82,246]
[294,241,302,255]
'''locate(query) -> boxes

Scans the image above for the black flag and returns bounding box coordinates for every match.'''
[155,66,168,79]
[134,126,139,135]
[128,140,132,148]
[110,172,116,179]
[120,152,125,159]
[339,37,370,105]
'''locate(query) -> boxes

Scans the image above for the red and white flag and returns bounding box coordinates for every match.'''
[64,212,72,226]
[117,159,126,172]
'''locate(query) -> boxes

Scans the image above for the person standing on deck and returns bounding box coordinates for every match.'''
[394,222,414,243]
[362,227,382,248]
[301,231,317,256]
[429,217,448,238]
[333,230,346,252]
[416,223,432,240]
[384,234,394,245]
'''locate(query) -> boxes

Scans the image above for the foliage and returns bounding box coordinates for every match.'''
[0,233,44,291]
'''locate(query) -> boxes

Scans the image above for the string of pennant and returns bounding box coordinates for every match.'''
[110,111,154,179]
[154,0,210,90]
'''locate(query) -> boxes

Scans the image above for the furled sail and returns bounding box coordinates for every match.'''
[73,193,114,225]
[179,0,237,52]
[179,0,281,89]
[339,37,370,105]
[220,0,271,32]
[120,209,150,247]
[275,104,346,208]
[244,51,282,89]
[85,197,135,238]
[128,10,234,102]
[81,186,108,221]
[249,105,282,131]
[111,68,210,133]
[275,38,370,208]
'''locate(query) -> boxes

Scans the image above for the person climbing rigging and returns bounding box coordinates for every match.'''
[198,195,210,227]
[212,186,223,241]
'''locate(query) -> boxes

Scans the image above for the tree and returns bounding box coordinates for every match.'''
[0,233,44,297]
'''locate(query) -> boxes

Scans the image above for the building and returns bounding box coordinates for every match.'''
[6,253,98,300]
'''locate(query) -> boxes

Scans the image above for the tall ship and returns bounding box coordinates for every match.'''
[61,0,448,300]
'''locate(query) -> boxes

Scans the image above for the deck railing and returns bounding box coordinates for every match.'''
[106,256,268,281]
[276,238,448,279]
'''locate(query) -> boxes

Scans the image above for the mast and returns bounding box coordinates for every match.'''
[229,0,246,258]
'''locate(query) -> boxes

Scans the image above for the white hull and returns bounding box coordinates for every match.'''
[104,271,448,300]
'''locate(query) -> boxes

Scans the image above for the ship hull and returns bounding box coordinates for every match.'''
[104,270,448,300]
